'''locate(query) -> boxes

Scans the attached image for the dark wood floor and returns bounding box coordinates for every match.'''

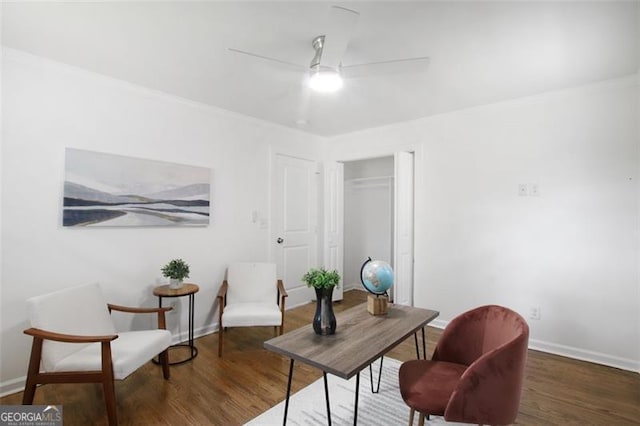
[2,290,639,425]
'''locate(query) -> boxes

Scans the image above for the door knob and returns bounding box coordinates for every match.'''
[277,237,284,244]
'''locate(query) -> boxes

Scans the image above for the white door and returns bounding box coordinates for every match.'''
[393,152,415,306]
[272,154,318,308]
[323,162,344,301]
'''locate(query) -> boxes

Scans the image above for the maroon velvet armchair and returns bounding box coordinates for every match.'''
[398,305,529,426]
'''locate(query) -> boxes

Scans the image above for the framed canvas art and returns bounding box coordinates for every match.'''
[63,148,210,227]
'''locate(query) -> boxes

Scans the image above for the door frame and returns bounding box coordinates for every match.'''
[393,151,415,306]
[328,148,419,306]
[323,161,344,301]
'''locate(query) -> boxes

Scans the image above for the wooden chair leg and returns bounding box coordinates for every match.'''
[218,326,224,357]
[418,412,425,426]
[23,379,38,405]
[218,299,225,357]
[103,378,117,426]
[408,408,415,426]
[101,342,118,426]
[159,349,170,379]
[23,337,43,405]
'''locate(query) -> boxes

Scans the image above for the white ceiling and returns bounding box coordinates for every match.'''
[2,1,638,137]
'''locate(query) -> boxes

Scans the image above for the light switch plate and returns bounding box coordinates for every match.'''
[518,184,528,196]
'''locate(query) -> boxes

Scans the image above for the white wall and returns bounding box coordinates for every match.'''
[328,75,640,371]
[0,48,323,395]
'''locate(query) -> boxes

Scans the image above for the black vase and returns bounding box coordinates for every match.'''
[313,287,337,335]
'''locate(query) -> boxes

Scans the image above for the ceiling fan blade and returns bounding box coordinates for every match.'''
[319,5,359,70]
[227,48,306,71]
[341,57,430,79]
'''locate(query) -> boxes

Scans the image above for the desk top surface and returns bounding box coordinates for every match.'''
[264,303,439,379]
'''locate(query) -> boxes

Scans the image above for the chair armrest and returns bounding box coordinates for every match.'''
[217,281,228,300]
[24,327,118,344]
[444,334,528,424]
[107,304,172,330]
[217,281,228,327]
[277,280,288,298]
[277,279,287,314]
[107,304,172,314]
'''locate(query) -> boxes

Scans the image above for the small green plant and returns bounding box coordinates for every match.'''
[302,267,340,289]
[161,259,190,281]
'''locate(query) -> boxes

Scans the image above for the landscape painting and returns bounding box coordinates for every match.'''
[63,148,210,227]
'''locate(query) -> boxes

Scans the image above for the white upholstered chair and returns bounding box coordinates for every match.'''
[216,262,287,357]
[23,283,172,426]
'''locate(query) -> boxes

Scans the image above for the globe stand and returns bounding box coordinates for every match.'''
[367,294,388,315]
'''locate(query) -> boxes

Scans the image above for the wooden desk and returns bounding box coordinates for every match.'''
[264,303,439,425]
[153,283,199,364]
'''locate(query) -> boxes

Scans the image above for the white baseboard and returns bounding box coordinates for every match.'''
[285,299,314,310]
[186,324,218,344]
[528,338,639,373]
[429,319,448,330]
[343,283,361,291]
[1,376,26,398]
[427,319,639,373]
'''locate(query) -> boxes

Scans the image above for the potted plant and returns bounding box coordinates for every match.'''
[162,258,190,289]
[302,268,341,290]
[302,268,340,335]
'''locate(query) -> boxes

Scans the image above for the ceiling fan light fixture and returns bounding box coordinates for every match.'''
[308,68,343,93]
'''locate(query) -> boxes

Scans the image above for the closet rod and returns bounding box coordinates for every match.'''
[345,176,393,183]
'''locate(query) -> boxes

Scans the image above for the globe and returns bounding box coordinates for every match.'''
[360,258,394,295]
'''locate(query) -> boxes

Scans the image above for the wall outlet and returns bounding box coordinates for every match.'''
[529,306,541,320]
[168,301,179,314]
[529,183,540,196]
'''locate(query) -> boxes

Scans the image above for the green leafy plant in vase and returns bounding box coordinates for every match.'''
[302,267,340,335]
[162,258,190,289]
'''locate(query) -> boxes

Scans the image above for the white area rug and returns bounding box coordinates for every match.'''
[246,357,465,425]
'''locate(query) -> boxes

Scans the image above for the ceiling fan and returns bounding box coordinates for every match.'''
[228,5,430,93]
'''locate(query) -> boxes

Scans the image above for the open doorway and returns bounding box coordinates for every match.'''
[342,156,396,299]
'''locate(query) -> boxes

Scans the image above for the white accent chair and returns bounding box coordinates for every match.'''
[217,262,287,357]
[23,283,172,426]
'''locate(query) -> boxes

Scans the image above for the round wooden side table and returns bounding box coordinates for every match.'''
[153,283,199,365]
